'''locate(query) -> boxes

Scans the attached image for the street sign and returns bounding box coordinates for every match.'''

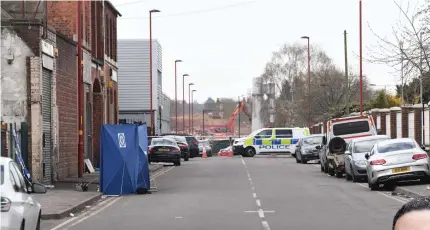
[118,133,126,148]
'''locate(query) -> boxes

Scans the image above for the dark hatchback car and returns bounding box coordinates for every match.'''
[163,135,190,161]
[160,133,200,157]
[295,135,323,164]
[148,137,182,166]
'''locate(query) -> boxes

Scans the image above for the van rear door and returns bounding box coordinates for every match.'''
[331,117,376,140]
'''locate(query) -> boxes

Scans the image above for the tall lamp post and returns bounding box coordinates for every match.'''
[359,0,363,115]
[182,74,189,133]
[301,36,311,128]
[174,59,182,133]
[188,83,194,133]
[192,89,197,134]
[149,9,160,135]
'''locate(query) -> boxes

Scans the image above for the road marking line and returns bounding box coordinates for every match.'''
[256,199,261,207]
[240,156,272,230]
[245,210,275,213]
[258,209,265,218]
[50,166,175,230]
[262,220,271,230]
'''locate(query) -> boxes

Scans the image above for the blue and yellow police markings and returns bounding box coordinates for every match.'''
[253,138,299,150]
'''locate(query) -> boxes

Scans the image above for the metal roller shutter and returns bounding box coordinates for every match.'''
[42,69,52,184]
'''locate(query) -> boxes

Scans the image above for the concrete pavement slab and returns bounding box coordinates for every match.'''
[37,163,165,220]
[395,182,430,198]
[42,156,412,230]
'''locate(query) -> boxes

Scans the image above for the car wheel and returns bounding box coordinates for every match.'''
[335,171,343,178]
[245,147,256,157]
[420,176,430,183]
[324,162,329,174]
[301,159,307,164]
[328,167,335,176]
[368,179,378,191]
[351,172,360,183]
[320,164,324,172]
[36,212,41,230]
[174,160,181,166]
[20,220,24,230]
[295,156,301,163]
[345,171,352,181]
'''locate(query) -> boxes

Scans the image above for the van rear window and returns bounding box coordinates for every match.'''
[332,120,370,136]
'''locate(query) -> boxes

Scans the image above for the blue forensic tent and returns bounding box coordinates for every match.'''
[100,124,141,195]
[137,124,150,190]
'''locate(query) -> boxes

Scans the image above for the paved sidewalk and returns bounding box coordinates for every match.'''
[36,164,164,220]
[395,182,430,199]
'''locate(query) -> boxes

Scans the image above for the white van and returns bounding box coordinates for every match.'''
[240,127,311,157]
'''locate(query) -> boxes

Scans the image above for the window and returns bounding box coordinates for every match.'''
[353,138,389,153]
[10,163,27,193]
[256,129,272,138]
[151,138,177,146]
[0,165,4,185]
[332,120,370,136]
[377,141,416,153]
[9,162,22,192]
[275,129,292,138]
[302,136,322,145]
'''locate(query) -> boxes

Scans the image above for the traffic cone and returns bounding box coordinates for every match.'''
[202,144,208,158]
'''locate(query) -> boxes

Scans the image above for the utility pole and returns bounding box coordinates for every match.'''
[420,32,424,146]
[344,30,349,115]
[77,1,83,178]
[238,96,241,138]
[359,0,363,116]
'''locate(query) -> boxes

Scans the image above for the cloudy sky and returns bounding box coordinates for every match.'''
[112,0,425,103]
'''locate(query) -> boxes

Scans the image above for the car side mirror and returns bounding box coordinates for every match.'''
[421,145,426,151]
[32,183,47,194]
[316,145,321,150]
[365,153,370,160]
[322,136,327,145]
[377,129,382,135]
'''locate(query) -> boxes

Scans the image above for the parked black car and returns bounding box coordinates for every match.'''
[148,137,182,166]
[160,133,200,158]
[162,135,190,161]
[295,135,323,164]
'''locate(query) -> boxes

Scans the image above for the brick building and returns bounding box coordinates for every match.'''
[47,1,121,170]
[1,1,120,183]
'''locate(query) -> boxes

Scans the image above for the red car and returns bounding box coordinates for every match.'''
[218,146,234,157]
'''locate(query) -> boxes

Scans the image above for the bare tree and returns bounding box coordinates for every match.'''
[367,0,429,87]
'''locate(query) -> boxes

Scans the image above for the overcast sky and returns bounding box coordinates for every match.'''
[112,0,425,103]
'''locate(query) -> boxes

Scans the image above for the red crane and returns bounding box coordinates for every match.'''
[227,98,252,135]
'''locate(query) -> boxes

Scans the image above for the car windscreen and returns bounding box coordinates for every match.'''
[377,141,416,153]
[166,136,186,143]
[151,138,177,146]
[0,165,3,185]
[332,120,370,136]
[302,136,322,145]
[353,138,388,153]
[198,141,208,146]
[185,136,197,143]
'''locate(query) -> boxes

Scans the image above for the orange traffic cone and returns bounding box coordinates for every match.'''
[202,144,208,158]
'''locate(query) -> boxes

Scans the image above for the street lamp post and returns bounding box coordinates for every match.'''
[182,74,189,133]
[192,90,197,134]
[174,59,182,133]
[188,83,194,133]
[149,9,160,136]
[301,36,311,128]
[359,0,363,115]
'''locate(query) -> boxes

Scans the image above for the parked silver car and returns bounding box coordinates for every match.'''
[365,138,430,190]
[344,135,390,182]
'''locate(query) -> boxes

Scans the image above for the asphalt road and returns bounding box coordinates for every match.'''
[42,156,409,230]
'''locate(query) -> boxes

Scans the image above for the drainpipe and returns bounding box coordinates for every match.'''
[77,0,84,177]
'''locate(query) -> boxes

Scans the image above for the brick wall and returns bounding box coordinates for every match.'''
[414,107,422,145]
[92,93,103,168]
[401,107,409,138]
[56,34,78,179]
[380,112,387,135]
[28,56,43,182]
[390,109,397,139]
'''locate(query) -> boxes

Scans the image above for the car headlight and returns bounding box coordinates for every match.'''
[355,160,367,166]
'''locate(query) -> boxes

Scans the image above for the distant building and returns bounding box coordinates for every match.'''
[118,39,171,134]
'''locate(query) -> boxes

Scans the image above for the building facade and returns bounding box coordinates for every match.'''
[118,39,171,134]
[1,0,120,183]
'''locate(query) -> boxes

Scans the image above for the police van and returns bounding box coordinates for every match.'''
[240,127,310,157]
